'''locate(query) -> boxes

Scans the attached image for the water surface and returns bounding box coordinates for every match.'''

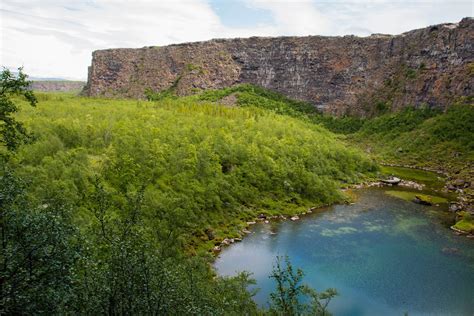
[214,188,474,315]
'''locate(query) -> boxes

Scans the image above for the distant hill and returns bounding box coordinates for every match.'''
[30,80,85,93]
[30,76,70,81]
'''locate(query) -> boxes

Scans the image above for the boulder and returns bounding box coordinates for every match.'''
[454,179,465,187]
[381,177,401,185]
[221,238,235,246]
[449,203,461,212]
[413,195,433,206]
[447,184,456,191]
[290,216,300,221]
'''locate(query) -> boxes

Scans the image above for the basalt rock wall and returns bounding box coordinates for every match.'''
[84,18,473,116]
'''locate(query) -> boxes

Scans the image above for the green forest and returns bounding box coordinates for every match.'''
[1,71,473,314]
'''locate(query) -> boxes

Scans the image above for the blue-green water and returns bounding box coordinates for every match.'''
[214,189,474,315]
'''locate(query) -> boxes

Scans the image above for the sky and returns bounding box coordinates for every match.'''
[1,0,472,80]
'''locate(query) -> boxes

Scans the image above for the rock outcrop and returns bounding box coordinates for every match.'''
[84,18,473,116]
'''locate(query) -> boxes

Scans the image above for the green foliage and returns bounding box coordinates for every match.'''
[269,256,337,316]
[197,83,317,115]
[0,169,259,315]
[405,67,417,79]
[357,106,441,137]
[352,104,474,173]
[375,100,390,114]
[0,169,80,314]
[145,75,182,101]
[311,115,366,134]
[12,93,375,253]
[186,63,204,73]
[385,190,447,204]
[196,84,368,134]
[71,178,258,314]
[0,67,37,153]
[0,80,78,314]
[379,166,445,187]
[423,104,474,151]
[453,211,474,233]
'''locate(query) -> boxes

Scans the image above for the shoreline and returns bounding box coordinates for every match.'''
[211,173,473,256]
[380,162,473,235]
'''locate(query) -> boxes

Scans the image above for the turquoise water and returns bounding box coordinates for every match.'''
[214,188,474,315]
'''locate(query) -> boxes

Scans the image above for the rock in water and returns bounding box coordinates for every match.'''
[441,247,460,255]
[413,195,433,206]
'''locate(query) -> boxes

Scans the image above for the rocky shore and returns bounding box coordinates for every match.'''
[211,206,321,254]
[382,163,474,236]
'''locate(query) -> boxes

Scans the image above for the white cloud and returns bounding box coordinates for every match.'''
[244,0,330,35]
[1,0,228,79]
[323,0,472,36]
[244,0,471,36]
[0,0,471,80]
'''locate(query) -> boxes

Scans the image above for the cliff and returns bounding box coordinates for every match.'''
[84,18,473,116]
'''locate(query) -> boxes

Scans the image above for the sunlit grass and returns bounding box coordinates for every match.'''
[385,190,448,204]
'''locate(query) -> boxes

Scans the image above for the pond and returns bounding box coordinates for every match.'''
[214,188,474,315]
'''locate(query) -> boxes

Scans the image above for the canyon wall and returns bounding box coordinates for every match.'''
[84,18,473,116]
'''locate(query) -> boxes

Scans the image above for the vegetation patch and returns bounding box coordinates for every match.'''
[380,166,445,188]
[12,92,376,254]
[453,211,474,233]
[385,190,448,204]
[195,83,318,115]
[343,103,474,201]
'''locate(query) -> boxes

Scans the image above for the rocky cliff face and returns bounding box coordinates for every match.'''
[84,18,473,116]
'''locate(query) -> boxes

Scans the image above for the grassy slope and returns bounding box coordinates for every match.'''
[190,84,473,179]
[11,92,376,253]
[351,105,474,174]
